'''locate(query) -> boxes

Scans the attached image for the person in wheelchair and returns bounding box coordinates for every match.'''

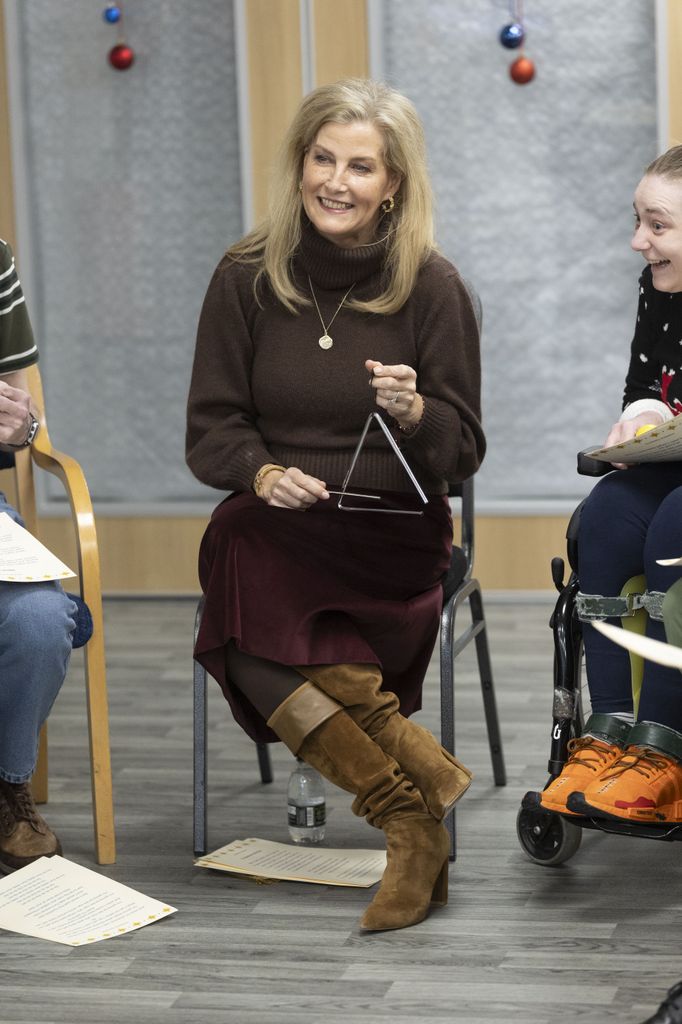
[539,145,682,826]
[186,79,485,932]
[0,239,77,871]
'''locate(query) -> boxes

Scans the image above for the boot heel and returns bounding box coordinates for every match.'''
[430,857,449,907]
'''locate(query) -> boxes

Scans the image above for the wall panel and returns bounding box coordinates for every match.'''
[11,1,242,508]
[245,0,302,221]
[20,510,566,595]
[378,0,657,506]
[312,0,368,85]
[667,0,682,144]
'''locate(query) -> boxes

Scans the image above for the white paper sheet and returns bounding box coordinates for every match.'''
[592,619,682,670]
[585,416,682,464]
[0,856,176,945]
[0,512,75,582]
[195,837,387,887]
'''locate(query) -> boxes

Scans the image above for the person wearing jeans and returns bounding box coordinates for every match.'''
[0,239,76,872]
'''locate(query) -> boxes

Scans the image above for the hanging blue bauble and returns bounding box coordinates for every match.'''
[103,4,122,24]
[499,22,525,49]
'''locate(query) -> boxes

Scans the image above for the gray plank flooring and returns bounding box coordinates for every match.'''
[0,595,678,1024]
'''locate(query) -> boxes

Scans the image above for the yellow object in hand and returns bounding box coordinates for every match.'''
[635,423,657,437]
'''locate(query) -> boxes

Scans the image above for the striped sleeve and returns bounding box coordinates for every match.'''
[0,239,38,373]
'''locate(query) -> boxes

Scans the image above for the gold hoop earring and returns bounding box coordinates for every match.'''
[381,196,395,213]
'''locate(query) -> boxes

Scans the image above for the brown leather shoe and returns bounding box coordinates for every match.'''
[0,780,62,873]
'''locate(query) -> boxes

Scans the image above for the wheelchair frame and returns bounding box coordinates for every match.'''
[517,456,682,866]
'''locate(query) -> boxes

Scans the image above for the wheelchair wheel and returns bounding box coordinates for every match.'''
[516,805,582,866]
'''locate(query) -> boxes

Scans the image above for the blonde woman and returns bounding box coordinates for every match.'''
[186,78,485,931]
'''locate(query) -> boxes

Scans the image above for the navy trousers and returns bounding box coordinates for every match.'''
[578,463,682,730]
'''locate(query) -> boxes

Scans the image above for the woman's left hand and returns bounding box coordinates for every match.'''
[366,359,424,430]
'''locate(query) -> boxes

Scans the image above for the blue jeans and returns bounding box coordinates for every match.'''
[0,493,76,782]
[578,463,682,731]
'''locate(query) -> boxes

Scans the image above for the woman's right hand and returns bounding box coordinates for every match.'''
[603,411,665,470]
[261,466,330,509]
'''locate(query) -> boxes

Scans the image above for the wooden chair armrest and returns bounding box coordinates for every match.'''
[30,431,103,617]
[24,366,115,863]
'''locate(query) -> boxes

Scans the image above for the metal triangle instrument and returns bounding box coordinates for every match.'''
[336,412,428,515]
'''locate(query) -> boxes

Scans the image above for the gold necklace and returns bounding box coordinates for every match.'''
[308,275,355,350]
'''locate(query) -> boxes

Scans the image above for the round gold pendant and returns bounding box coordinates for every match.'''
[318,334,333,350]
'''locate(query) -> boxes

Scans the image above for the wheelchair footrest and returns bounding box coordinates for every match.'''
[521,789,588,821]
[522,789,682,840]
[567,792,682,838]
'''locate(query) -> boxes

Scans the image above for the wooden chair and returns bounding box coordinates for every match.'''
[0,364,115,864]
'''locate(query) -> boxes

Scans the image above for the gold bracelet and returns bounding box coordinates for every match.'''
[399,397,426,435]
[252,463,286,497]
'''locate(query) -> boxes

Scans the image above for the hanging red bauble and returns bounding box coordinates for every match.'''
[108,43,135,71]
[509,55,535,84]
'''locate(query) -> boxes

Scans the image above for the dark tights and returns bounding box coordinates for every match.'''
[578,463,682,730]
[225,643,304,721]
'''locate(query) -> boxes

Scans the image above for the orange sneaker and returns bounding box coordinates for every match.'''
[539,735,624,816]
[576,746,682,823]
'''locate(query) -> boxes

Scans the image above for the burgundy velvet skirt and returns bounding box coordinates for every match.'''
[195,489,453,743]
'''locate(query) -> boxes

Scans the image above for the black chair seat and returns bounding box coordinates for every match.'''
[442,547,468,602]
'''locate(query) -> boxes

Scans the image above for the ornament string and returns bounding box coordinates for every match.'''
[102,3,135,71]
[499,0,534,85]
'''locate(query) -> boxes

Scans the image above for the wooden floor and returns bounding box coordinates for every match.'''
[0,596,678,1024]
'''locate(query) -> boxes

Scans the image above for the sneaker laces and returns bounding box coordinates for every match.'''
[601,747,671,782]
[565,736,617,773]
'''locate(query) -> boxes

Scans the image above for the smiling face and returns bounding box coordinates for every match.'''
[301,120,401,249]
[632,174,682,292]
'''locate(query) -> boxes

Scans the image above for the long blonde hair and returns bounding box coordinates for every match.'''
[229,78,435,315]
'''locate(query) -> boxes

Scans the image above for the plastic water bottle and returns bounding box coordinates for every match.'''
[287,758,326,844]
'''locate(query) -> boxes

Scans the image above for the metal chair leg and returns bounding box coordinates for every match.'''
[193,597,275,855]
[256,742,273,784]
[193,657,208,858]
[439,579,506,862]
[440,594,457,862]
[470,586,506,786]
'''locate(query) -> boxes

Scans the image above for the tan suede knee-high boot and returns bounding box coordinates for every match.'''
[267,683,449,932]
[296,663,472,821]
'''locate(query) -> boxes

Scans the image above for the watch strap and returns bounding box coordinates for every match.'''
[4,413,39,449]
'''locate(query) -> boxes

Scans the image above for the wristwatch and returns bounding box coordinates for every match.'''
[4,413,40,449]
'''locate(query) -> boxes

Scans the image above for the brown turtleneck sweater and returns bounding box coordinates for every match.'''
[186,225,485,495]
